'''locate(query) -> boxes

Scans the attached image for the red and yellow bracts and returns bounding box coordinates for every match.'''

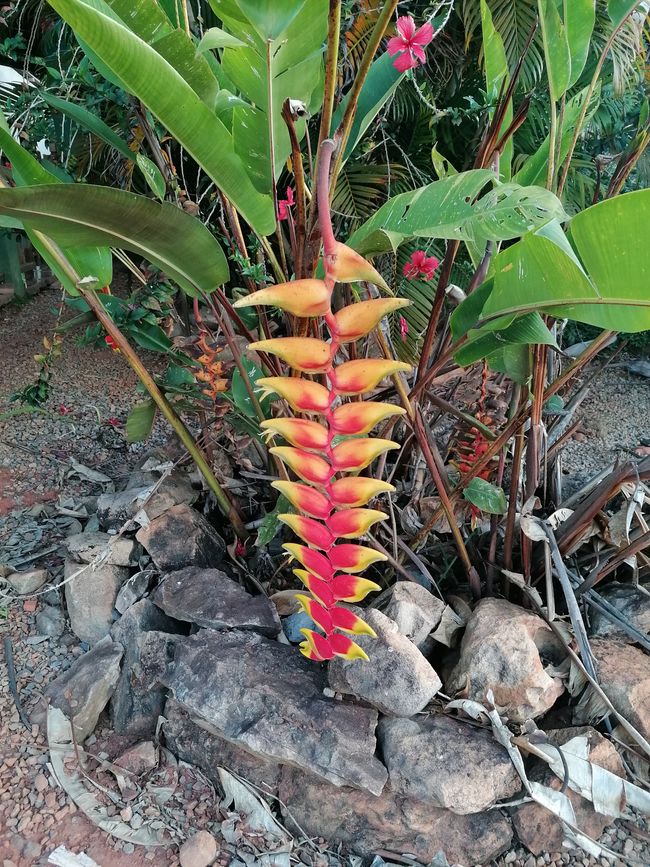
[234,222,409,662]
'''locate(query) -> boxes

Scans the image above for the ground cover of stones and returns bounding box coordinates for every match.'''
[1,291,650,867]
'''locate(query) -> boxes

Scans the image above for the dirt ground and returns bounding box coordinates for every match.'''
[1,291,649,867]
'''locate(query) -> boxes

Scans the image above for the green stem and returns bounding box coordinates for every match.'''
[546,97,557,191]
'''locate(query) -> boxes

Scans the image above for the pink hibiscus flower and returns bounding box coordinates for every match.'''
[277,187,295,221]
[403,250,440,281]
[387,16,434,73]
[399,315,409,342]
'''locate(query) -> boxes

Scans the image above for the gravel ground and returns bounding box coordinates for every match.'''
[1,291,649,866]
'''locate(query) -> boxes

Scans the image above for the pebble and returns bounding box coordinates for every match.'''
[34,773,48,793]
[179,830,218,867]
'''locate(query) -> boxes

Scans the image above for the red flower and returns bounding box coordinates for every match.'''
[278,187,295,221]
[58,403,73,415]
[105,335,120,352]
[105,416,123,427]
[403,250,440,281]
[399,315,409,342]
[387,16,434,73]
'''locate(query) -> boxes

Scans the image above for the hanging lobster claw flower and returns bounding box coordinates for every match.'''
[299,628,369,661]
[330,359,411,395]
[330,438,399,473]
[329,631,370,660]
[283,543,333,579]
[270,447,331,484]
[329,401,407,435]
[279,514,334,550]
[233,279,331,317]
[271,481,331,519]
[260,418,329,451]
[293,569,336,607]
[328,242,390,292]
[249,338,332,373]
[256,377,331,413]
[296,595,376,637]
[330,572,381,602]
[333,298,410,343]
[326,508,388,538]
[329,544,387,573]
[329,477,395,507]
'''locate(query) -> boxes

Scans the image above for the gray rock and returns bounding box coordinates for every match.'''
[163,698,283,791]
[379,581,445,649]
[110,599,182,737]
[35,605,65,638]
[279,766,512,864]
[7,568,49,595]
[152,567,280,636]
[66,531,142,567]
[164,629,387,795]
[114,740,157,775]
[379,713,520,814]
[587,639,650,739]
[513,726,625,855]
[136,504,225,572]
[97,473,197,530]
[283,609,315,643]
[64,557,129,645]
[115,570,154,614]
[328,608,441,716]
[446,598,565,722]
[590,582,650,641]
[44,636,123,740]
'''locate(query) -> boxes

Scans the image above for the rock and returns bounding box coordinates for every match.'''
[328,608,441,716]
[446,598,565,722]
[35,605,65,638]
[163,698,283,791]
[279,766,512,864]
[136,504,225,572]
[179,830,218,867]
[513,726,625,855]
[115,741,157,776]
[115,569,154,614]
[6,568,48,595]
[588,639,650,739]
[590,582,650,641]
[97,473,197,529]
[283,609,315,643]
[152,567,280,636]
[64,557,128,644]
[379,581,445,649]
[164,629,387,794]
[378,713,520,814]
[44,636,123,740]
[66,531,142,567]
[110,599,183,737]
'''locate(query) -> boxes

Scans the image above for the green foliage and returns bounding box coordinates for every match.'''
[463,477,507,514]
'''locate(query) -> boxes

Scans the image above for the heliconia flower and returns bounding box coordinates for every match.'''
[294,569,381,604]
[296,594,377,637]
[326,508,388,538]
[105,334,120,352]
[329,477,395,508]
[293,569,336,607]
[271,481,331,520]
[269,446,331,485]
[387,15,434,73]
[329,358,411,395]
[283,543,333,580]
[260,418,329,451]
[299,628,368,662]
[399,315,409,342]
[256,377,331,414]
[233,279,331,318]
[249,337,332,373]
[278,186,294,220]
[278,514,335,550]
[329,544,387,573]
[403,249,440,281]
[333,298,410,343]
[328,242,390,292]
[329,401,406,436]
[330,438,400,473]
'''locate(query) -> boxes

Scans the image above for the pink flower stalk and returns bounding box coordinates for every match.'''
[403,250,440,281]
[387,16,434,73]
[399,315,409,342]
[278,187,295,221]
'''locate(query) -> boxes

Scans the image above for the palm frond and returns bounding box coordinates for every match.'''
[332,162,410,230]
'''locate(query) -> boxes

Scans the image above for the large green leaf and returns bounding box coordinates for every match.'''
[564,0,596,89]
[211,0,326,193]
[481,0,512,181]
[234,0,309,40]
[608,0,641,26]
[47,0,275,235]
[538,0,571,102]
[461,190,650,333]
[0,185,229,296]
[40,91,165,197]
[347,171,567,256]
